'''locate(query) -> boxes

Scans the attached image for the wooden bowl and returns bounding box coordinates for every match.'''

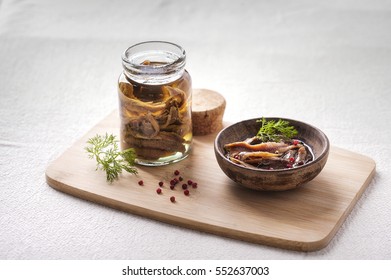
[214,118,330,191]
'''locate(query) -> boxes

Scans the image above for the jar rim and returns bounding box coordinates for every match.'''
[121,41,186,84]
[122,41,186,72]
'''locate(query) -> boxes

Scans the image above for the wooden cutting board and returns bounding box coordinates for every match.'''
[46,110,376,251]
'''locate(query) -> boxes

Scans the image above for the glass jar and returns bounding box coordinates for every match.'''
[118,41,192,166]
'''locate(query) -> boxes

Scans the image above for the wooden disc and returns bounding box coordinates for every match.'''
[192,89,226,136]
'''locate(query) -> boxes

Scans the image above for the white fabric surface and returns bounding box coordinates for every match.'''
[0,0,390,259]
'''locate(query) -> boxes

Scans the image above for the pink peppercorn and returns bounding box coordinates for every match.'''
[192,182,198,188]
[170,196,176,203]
[138,180,144,186]
[156,188,162,194]
[182,184,188,190]
[184,189,190,196]
[159,181,164,187]
[174,170,180,176]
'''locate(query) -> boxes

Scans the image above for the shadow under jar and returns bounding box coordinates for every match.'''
[118,41,193,166]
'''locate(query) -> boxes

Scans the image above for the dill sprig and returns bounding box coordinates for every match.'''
[256,117,298,142]
[85,133,138,183]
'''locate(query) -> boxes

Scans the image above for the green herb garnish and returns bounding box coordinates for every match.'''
[85,133,138,183]
[256,117,298,142]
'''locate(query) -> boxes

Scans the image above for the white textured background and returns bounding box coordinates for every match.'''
[0,0,390,259]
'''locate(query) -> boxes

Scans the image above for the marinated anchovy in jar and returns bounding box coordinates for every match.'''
[118,41,192,166]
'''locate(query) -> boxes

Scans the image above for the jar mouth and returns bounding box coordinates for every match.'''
[122,41,186,84]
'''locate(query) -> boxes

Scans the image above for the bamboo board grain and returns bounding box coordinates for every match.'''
[46,110,376,251]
